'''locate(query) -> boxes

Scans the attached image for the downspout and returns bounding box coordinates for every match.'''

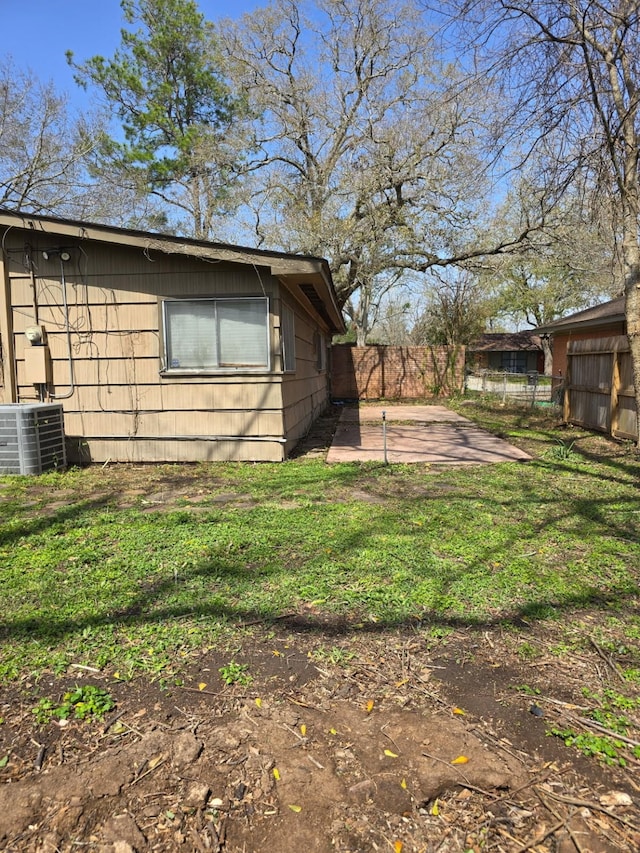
[49,254,75,400]
[0,237,18,403]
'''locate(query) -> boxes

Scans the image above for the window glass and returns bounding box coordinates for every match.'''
[164,298,269,371]
[218,300,269,366]
[165,301,218,369]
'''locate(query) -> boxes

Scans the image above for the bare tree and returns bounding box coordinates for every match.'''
[219,0,492,344]
[0,59,94,216]
[411,270,491,346]
[483,177,620,372]
[447,0,640,442]
[0,58,163,228]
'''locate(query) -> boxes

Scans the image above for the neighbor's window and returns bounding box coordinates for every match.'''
[163,297,270,371]
[281,303,296,372]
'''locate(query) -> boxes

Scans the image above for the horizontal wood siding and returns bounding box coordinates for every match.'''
[5,236,286,461]
[79,439,285,463]
[280,296,329,451]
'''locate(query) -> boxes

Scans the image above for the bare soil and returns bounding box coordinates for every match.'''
[1,406,639,852]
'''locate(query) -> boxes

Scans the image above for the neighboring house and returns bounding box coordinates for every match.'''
[467,332,544,374]
[536,296,625,377]
[0,209,345,463]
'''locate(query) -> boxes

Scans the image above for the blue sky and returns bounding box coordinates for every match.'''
[1,0,263,110]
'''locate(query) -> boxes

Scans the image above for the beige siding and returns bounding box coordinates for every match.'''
[82,438,285,463]
[1,225,342,462]
[280,296,330,452]
[4,234,286,461]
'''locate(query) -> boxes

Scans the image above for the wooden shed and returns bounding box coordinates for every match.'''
[537,296,625,378]
[0,210,345,463]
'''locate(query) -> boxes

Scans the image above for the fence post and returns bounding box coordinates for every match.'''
[611,346,621,437]
[563,352,572,424]
[382,410,388,464]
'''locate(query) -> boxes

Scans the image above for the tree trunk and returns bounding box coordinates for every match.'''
[623,249,640,447]
[541,337,553,376]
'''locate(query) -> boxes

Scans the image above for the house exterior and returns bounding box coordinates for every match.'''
[466,332,544,374]
[537,296,625,377]
[0,209,345,463]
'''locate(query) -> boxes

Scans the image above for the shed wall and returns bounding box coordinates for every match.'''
[552,322,625,378]
[564,335,636,440]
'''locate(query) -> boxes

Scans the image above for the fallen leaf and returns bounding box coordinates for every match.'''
[255,698,262,708]
[384,749,398,758]
[0,755,9,768]
[329,728,338,735]
[452,755,469,765]
[452,707,465,715]
[288,804,302,813]
[300,724,307,737]
[400,778,407,790]
[272,650,282,657]
[395,678,409,687]
[365,700,374,714]
[198,682,207,691]
[148,755,164,770]
[273,768,281,781]
[431,799,439,815]
[110,720,126,734]
[600,791,633,808]
[394,842,403,853]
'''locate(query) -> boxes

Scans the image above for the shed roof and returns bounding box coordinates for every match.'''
[536,296,625,334]
[0,208,346,333]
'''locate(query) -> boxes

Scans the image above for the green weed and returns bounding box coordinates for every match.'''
[32,685,115,725]
[548,727,629,765]
[310,646,356,665]
[218,661,252,686]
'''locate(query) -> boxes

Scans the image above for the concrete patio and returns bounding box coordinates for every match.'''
[326,405,532,464]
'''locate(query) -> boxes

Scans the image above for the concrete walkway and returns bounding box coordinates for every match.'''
[326,405,532,464]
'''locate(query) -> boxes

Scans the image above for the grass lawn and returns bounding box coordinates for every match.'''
[1,400,639,685]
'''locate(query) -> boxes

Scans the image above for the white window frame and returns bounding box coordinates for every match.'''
[281,303,296,372]
[162,297,270,373]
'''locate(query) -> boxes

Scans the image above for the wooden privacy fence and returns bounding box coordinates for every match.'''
[331,344,465,400]
[564,335,637,440]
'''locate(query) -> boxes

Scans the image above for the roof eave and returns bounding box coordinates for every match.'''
[0,208,346,334]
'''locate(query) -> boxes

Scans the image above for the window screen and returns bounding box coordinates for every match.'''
[281,304,296,372]
[164,298,269,371]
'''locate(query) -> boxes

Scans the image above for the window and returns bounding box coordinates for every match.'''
[281,304,296,372]
[163,297,269,372]
[315,331,327,372]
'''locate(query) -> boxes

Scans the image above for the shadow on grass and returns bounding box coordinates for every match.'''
[1,442,639,663]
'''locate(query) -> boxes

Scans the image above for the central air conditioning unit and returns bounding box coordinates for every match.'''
[0,403,67,475]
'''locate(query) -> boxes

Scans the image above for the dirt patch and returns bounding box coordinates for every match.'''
[1,626,639,852]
